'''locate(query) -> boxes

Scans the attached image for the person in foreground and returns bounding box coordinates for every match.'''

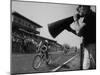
[66,5,96,69]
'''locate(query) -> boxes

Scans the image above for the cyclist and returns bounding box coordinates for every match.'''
[38,40,49,65]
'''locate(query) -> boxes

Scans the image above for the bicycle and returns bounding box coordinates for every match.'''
[32,41,51,70]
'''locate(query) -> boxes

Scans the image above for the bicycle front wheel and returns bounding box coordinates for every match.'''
[32,55,42,70]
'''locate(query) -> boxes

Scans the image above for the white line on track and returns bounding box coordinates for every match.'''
[51,54,78,72]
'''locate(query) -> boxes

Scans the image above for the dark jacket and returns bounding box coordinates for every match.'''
[66,11,96,46]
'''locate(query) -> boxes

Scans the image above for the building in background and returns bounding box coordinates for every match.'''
[12,11,42,53]
[12,11,42,35]
[12,12,63,53]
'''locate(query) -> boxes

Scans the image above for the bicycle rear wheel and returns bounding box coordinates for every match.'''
[32,55,42,70]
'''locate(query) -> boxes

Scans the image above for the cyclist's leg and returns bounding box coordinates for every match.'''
[45,51,49,59]
[45,51,50,65]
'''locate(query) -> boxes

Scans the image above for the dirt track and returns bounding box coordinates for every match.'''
[11,51,80,74]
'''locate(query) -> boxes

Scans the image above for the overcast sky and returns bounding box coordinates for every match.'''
[12,1,96,48]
